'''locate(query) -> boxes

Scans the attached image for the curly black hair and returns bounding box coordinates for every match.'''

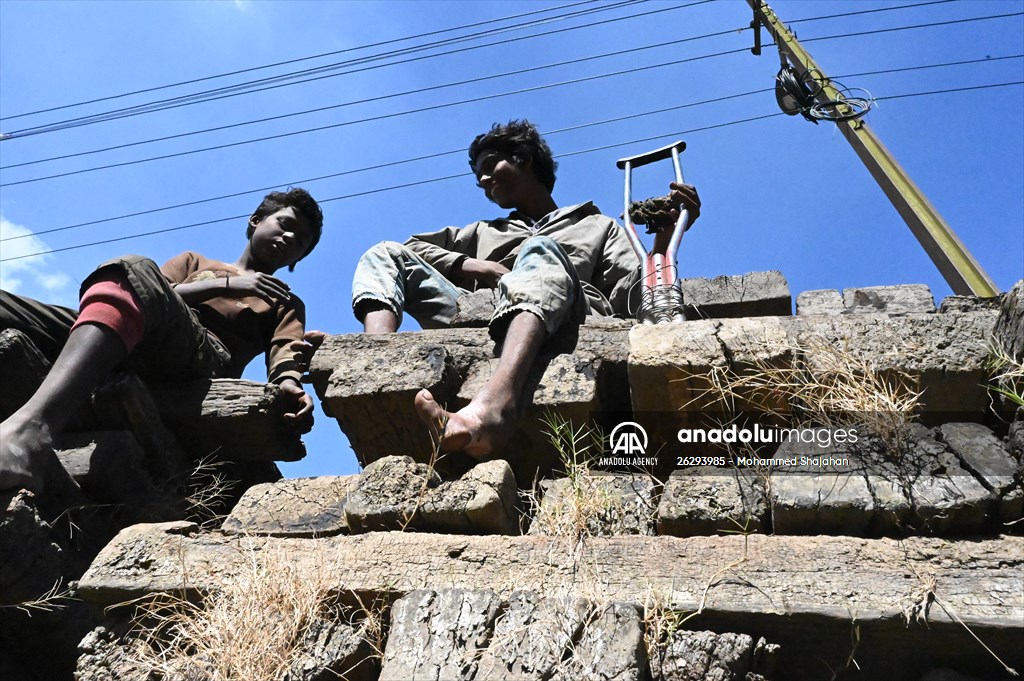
[468,119,558,193]
[247,187,324,271]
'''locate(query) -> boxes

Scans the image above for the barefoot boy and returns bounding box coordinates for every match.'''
[347,121,700,459]
[0,188,324,493]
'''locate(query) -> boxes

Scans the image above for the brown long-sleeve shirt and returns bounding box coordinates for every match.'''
[160,252,305,384]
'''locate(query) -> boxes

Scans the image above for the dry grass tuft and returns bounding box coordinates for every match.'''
[522,413,635,540]
[120,540,377,680]
[987,339,1024,409]
[693,333,923,458]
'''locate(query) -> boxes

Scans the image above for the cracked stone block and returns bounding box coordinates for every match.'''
[0,329,50,421]
[771,473,874,536]
[345,456,519,535]
[476,591,591,681]
[866,425,994,536]
[450,289,498,327]
[56,432,161,507]
[657,470,766,536]
[528,474,658,536]
[795,289,843,316]
[148,378,306,462]
[309,327,628,485]
[939,423,1023,525]
[769,436,876,535]
[648,630,779,681]
[379,589,501,681]
[938,295,1003,313]
[285,618,376,681]
[788,311,997,415]
[994,279,1024,362]
[420,459,520,535]
[74,624,151,681]
[677,271,791,319]
[222,475,359,537]
[550,602,646,681]
[842,284,936,314]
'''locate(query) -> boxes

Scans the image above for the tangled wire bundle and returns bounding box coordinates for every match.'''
[626,195,686,234]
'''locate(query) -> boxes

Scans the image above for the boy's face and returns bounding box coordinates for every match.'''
[248,207,314,271]
[473,149,534,209]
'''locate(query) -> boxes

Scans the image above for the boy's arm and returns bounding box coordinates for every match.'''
[267,297,314,433]
[403,223,480,279]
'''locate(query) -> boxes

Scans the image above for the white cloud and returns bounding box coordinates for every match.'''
[0,216,74,300]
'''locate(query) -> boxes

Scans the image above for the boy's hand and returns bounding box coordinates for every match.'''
[667,182,701,227]
[291,330,327,374]
[278,378,314,433]
[226,272,292,305]
[457,258,510,288]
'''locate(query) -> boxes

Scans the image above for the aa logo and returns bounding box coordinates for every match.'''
[609,422,648,455]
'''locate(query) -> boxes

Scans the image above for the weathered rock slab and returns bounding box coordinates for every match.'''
[476,591,591,680]
[789,311,997,414]
[285,617,376,681]
[649,630,778,681]
[994,279,1024,362]
[939,423,1022,525]
[795,289,843,316]
[529,474,659,536]
[77,525,1024,681]
[450,288,498,327]
[550,602,646,681]
[678,271,791,319]
[221,475,358,537]
[57,431,160,507]
[657,471,766,536]
[842,284,936,314]
[379,589,501,681]
[345,457,519,535]
[148,378,306,462]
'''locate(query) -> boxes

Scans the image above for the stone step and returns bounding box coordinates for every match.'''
[77,524,1023,680]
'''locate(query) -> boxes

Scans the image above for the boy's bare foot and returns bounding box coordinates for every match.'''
[414,389,515,459]
[0,415,55,493]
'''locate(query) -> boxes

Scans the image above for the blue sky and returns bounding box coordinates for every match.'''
[1,0,1022,478]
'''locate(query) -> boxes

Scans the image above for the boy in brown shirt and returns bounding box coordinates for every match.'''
[0,188,324,494]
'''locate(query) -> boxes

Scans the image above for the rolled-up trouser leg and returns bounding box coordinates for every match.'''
[351,241,467,330]
[491,235,587,342]
[82,255,231,381]
[0,291,78,363]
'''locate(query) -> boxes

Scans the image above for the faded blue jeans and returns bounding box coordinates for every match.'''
[351,236,587,341]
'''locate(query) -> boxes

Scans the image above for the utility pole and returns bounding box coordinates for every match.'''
[746,0,999,296]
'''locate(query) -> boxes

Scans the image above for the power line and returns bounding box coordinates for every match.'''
[5,8,1021,187]
[6,52,1021,243]
[787,0,959,25]
[0,0,602,122]
[0,45,753,187]
[5,80,1021,263]
[2,0,699,138]
[0,0,965,139]
[1,24,747,171]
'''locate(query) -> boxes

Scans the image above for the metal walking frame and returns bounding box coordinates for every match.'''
[616,140,691,324]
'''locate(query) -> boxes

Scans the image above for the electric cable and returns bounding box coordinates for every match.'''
[5,52,1021,243]
[0,0,952,130]
[0,0,602,121]
[1,87,773,242]
[0,24,750,171]
[1,0,704,138]
[4,8,1019,185]
[8,79,1020,263]
[0,45,753,187]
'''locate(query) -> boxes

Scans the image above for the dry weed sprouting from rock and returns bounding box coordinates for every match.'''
[523,413,628,540]
[121,539,370,681]
[987,338,1024,409]
[692,333,923,459]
